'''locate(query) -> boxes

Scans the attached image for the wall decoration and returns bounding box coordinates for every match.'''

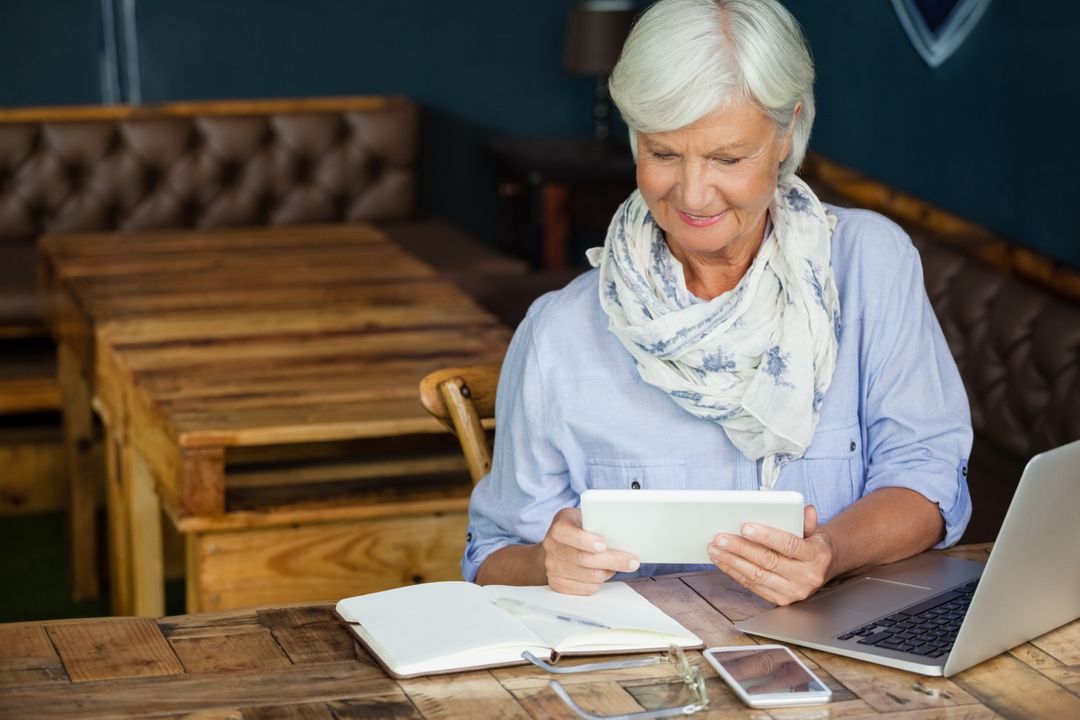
[891,0,992,68]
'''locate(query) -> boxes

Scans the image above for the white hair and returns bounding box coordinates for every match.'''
[609,0,815,179]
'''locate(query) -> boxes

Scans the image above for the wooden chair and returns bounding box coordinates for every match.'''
[418,364,500,484]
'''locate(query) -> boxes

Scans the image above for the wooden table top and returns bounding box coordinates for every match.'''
[39,223,510,448]
[2,545,1078,719]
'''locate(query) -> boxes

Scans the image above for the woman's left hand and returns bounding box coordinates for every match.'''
[708,505,835,606]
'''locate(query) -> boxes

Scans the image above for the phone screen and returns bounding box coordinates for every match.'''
[708,647,828,697]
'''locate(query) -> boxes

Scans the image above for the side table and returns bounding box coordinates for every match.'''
[490,136,636,268]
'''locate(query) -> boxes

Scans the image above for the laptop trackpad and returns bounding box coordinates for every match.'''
[811,578,931,613]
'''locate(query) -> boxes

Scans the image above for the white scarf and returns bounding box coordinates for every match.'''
[585,176,840,489]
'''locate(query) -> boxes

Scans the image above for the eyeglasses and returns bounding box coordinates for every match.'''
[524,645,709,720]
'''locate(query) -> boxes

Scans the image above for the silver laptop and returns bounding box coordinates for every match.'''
[736,439,1080,676]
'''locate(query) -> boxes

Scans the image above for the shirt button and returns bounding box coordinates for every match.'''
[961,466,968,477]
[850,440,856,452]
[630,480,641,490]
[465,532,473,543]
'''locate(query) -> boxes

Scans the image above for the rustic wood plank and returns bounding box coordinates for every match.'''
[771,703,996,719]
[46,618,184,682]
[240,703,336,719]
[113,325,507,377]
[801,648,978,714]
[157,709,244,720]
[1029,620,1080,665]
[327,693,423,720]
[952,652,1080,718]
[171,398,454,448]
[180,447,226,516]
[257,606,358,666]
[104,430,134,615]
[0,626,68,687]
[170,626,292,674]
[173,492,470,534]
[127,444,166,617]
[192,512,470,611]
[399,671,530,720]
[58,340,101,601]
[631,576,753,647]
[0,659,394,719]
[680,570,776,624]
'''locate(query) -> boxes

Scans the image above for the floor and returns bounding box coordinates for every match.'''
[0,512,184,623]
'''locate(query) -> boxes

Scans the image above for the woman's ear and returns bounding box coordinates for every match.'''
[780,102,803,163]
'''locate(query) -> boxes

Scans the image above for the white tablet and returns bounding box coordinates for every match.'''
[579,489,804,564]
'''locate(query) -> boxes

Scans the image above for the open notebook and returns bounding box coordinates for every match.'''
[335,581,703,678]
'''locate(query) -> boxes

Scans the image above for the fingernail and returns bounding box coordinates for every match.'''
[742,525,756,537]
[627,559,640,571]
[593,540,606,553]
[716,536,729,547]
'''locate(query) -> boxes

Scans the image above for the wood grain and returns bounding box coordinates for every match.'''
[257,607,358,666]
[952,652,1080,717]
[1,547,1078,719]
[169,626,292,674]
[46,618,184,682]
[0,660,394,719]
[400,671,530,720]
[192,511,470,610]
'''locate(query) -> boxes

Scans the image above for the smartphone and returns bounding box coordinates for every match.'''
[704,645,832,708]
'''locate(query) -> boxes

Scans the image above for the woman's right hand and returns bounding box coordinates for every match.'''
[542,507,640,594]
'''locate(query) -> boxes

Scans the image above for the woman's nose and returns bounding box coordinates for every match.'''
[679,164,713,211]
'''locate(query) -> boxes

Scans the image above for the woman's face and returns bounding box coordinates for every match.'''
[635,98,793,264]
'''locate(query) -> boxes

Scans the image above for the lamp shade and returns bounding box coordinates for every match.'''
[563,1,636,76]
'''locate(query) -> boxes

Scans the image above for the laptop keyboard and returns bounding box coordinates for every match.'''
[836,579,979,659]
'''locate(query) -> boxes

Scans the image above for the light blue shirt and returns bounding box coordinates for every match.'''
[463,206,973,582]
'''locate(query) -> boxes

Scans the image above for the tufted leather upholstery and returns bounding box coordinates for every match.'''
[912,233,1080,542]
[0,97,417,328]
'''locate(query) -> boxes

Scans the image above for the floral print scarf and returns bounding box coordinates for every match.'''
[585,176,840,489]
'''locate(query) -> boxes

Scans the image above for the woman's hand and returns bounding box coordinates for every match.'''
[708,505,834,606]
[542,507,640,595]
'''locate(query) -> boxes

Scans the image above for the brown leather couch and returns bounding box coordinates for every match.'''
[913,233,1080,542]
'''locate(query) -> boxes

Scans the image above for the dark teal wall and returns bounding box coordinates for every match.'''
[0,1,102,106]
[3,1,1077,267]
[781,0,1079,268]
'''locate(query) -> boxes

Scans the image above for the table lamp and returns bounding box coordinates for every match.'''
[563,0,636,142]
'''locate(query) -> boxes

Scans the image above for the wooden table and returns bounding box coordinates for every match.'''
[38,224,510,616]
[2,545,1078,719]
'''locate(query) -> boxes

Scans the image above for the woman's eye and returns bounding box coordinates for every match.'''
[650,151,677,161]
[715,157,742,166]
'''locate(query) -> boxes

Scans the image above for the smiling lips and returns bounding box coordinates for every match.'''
[676,208,727,227]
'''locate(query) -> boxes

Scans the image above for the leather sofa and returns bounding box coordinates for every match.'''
[913,233,1080,542]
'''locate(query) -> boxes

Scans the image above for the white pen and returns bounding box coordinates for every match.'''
[494,597,612,629]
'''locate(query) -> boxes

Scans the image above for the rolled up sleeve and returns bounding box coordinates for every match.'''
[461,308,573,581]
[861,243,973,547]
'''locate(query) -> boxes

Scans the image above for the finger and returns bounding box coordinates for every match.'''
[739,522,813,562]
[547,572,610,596]
[710,547,789,601]
[552,545,639,573]
[550,508,609,553]
[803,505,819,538]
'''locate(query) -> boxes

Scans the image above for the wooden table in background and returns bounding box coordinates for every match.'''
[2,545,1078,719]
[38,224,510,617]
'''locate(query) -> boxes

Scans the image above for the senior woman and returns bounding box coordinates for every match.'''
[464,0,972,606]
